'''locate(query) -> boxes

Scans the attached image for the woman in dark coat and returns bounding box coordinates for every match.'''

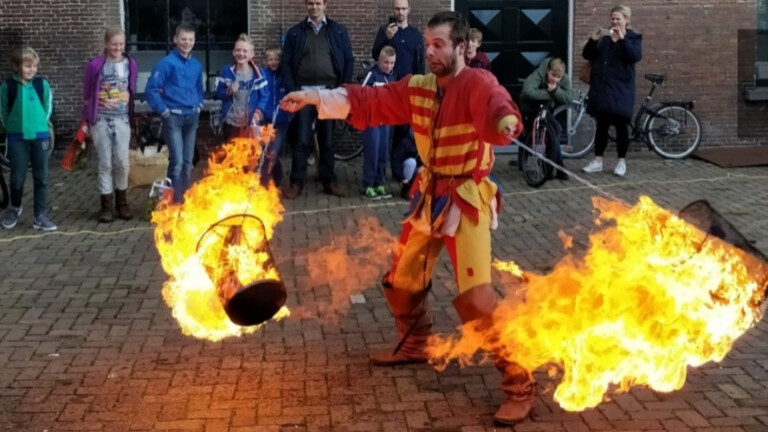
[581,4,642,177]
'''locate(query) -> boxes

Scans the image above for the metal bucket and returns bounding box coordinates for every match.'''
[196,214,287,326]
[678,200,768,304]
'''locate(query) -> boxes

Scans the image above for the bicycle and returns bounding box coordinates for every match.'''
[555,74,702,160]
[519,104,559,188]
[332,58,377,162]
[333,120,363,161]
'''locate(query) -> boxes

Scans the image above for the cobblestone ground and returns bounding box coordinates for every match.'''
[1,149,767,432]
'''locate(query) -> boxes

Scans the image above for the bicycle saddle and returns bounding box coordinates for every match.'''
[644,74,666,84]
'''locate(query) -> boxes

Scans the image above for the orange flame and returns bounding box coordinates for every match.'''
[428,195,768,411]
[152,133,289,341]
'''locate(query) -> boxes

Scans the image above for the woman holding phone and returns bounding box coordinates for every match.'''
[581,4,642,177]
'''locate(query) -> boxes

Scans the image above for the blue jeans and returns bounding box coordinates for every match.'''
[259,127,286,187]
[290,105,336,188]
[7,139,50,216]
[362,125,390,188]
[163,112,200,203]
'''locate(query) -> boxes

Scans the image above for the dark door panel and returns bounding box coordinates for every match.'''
[458,0,569,105]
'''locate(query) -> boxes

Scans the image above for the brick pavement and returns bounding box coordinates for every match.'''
[1,150,768,432]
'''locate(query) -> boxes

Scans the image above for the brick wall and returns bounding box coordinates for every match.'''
[574,0,764,146]
[0,0,120,135]
[1,0,763,147]
[248,0,448,80]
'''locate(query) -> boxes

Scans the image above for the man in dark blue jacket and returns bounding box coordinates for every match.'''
[280,0,354,199]
[370,0,424,186]
[371,0,424,81]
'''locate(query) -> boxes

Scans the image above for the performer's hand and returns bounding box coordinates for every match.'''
[502,124,517,142]
[279,90,320,113]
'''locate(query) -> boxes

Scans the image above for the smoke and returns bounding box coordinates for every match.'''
[289,216,398,322]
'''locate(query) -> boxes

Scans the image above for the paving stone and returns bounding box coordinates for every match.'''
[2,152,768,431]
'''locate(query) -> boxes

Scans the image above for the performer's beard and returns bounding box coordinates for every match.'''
[430,52,458,78]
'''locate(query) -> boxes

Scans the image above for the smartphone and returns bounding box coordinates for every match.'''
[388,16,397,25]
[600,27,612,37]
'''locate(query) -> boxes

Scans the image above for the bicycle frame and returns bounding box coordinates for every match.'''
[628,78,696,146]
[564,95,589,138]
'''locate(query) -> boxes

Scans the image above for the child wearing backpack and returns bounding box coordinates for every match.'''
[0,46,56,230]
[360,46,396,200]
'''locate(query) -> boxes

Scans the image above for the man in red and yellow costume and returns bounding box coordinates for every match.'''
[280,11,535,425]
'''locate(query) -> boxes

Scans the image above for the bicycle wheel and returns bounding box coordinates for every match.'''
[645,106,702,159]
[333,121,363,161]
[520,124,555,188]
[552,103,596,159]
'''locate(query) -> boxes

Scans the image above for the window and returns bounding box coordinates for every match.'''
[125,0,249,95]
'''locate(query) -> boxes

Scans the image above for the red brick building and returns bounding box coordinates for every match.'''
[1,0,766,146]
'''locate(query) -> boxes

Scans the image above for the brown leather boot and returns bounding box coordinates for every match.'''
[369,276,432,366]
[493,359,536,425]
[452,284,536,425]
[99,194,114,223]
[114,189,133,220]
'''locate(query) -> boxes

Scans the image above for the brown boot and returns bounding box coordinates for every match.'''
[114,189,133,220]
[283,184,302,199]
[99,194,114,223]
[493,360,536,425]
[369,276,432,366]
[323,182,347,197]
[452,285,536,425]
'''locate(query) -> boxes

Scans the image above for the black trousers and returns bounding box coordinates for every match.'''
[290,105,336,188]
[593,111,630,158]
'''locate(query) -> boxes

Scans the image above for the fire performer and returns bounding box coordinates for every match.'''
[280,11,532,425]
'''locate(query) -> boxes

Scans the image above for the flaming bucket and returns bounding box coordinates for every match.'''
[195,213,287,326]
[678,200,768,304]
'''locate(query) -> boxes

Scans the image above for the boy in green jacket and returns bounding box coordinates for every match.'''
[0,46,56,230]
[516,57,572,180]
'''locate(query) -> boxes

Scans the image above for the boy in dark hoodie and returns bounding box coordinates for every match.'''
[360,46,396,200]
[260,45,292,187]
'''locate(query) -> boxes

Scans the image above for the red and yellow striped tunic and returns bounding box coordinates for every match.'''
[344,68,522,224]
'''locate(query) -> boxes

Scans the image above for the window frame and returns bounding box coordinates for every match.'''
[123,0,249,97]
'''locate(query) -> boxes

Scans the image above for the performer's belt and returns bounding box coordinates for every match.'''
[425,172,475,196]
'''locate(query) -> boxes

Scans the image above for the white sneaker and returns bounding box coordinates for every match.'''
[582,159,603,173]
[614,161,627,177]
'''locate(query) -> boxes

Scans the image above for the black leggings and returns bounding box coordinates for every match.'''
[594,112,630,158]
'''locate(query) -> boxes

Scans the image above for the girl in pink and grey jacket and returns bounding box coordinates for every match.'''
[82,26,138,222]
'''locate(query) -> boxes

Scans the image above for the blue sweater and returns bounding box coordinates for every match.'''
[214,60,268,126]
[145,49,204,115]
[261,68,292,128]
[371,24,424,80]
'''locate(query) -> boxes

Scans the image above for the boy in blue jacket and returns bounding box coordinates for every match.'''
[145,24,204,204]
[360,46,396,200]
[214,34,268,143]
[259,45,291,187]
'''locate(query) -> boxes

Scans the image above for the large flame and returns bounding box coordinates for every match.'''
[428,196,768,411]
[152,134,289,341]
